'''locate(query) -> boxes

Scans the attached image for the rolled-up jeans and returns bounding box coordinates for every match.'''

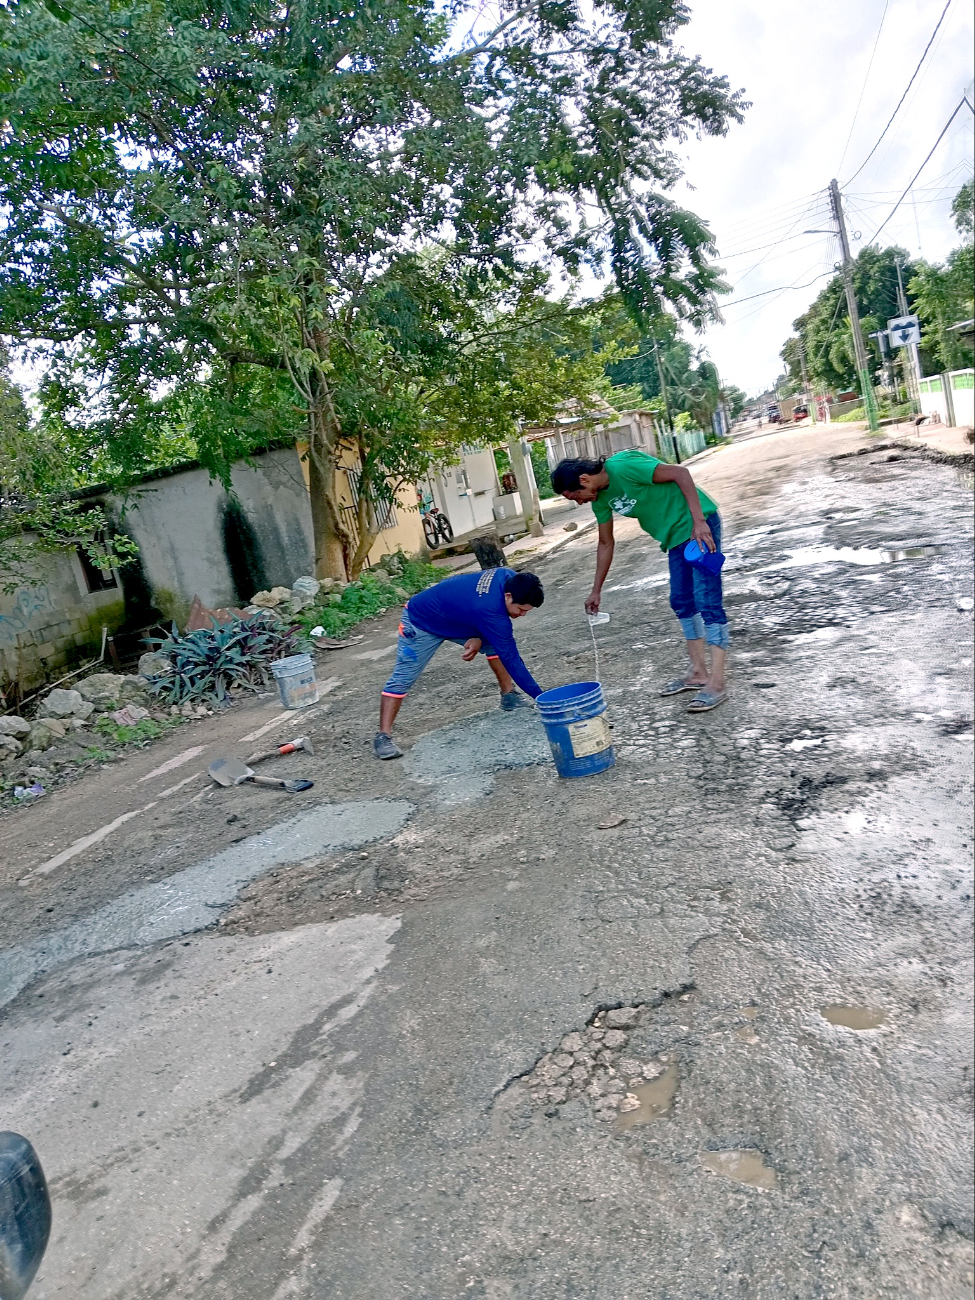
[382,613,498,697]
[667,512,730,650]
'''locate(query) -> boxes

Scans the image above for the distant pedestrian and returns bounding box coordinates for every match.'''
[374,567,545,759]
[551,449,729,711]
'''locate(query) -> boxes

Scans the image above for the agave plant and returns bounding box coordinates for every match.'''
[145,613,306,704]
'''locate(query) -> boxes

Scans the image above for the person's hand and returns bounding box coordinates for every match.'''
[691,517,716,553]
[461,637,482,662]
[585,590,601,615]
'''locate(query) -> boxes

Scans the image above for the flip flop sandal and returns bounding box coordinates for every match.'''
[686,689,728,712]
[659,678,707,696]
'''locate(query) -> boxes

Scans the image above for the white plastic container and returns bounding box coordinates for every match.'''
[271,654,319,710]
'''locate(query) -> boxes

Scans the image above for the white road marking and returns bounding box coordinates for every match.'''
[238,710,294,744]
[353,645,396,660]
[157,770,205,799]
[21,803,159,884]
[138,746,206,782]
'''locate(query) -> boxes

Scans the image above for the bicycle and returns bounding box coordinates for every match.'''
[418,495,454,548]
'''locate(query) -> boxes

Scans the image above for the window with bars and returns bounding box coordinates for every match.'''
[345,466,398,532]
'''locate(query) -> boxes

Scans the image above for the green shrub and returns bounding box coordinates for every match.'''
[145,612,307,704]
[298,553,442,639]
[94,715,183,746]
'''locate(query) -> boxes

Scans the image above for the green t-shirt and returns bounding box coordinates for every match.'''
[591,448,718,552]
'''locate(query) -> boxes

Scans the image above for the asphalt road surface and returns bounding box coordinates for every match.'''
[1,425,973,1300]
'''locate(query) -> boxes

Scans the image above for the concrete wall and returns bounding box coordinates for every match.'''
[920,370,975,427]
[0,549,124,693]
[429,449,500,538]
[116,446,315,614]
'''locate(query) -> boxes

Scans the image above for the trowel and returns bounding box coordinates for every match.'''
[244,735,314,765]
[208,757,313,793]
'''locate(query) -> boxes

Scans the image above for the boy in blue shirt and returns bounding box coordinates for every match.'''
[374,568,545,759]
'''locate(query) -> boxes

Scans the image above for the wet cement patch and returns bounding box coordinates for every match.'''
[404,707,551,804]
[0,799,413,1007]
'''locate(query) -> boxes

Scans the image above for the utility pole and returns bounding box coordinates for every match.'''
[651,332,680,463]
[894,255,921,414]
[829,178,879,431]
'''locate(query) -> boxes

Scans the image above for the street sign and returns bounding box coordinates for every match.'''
[887,314,920,348]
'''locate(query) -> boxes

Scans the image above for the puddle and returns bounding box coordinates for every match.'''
[0,799,413,1008]
[787,736,825,751]
[820,1004,887,1030]
[615,1063,679,1130]
[405,708,551,805]
[702,1150,779,1190]
[768,544,942,570]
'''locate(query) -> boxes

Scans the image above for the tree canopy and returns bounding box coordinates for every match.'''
[0,0,745,577]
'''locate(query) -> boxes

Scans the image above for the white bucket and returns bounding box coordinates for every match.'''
[271,653,318,710]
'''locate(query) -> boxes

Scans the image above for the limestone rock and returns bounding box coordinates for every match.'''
[38,688,91,719]
[27,719,67,751]
[605,1007,640,1029]
[138,651,173,679]
[291,576,320,601]
[77,673,126,711]
[0,716,30,737]
[602,1029,628,1050]
[0,734,22,756]
[560,1032,585,1054]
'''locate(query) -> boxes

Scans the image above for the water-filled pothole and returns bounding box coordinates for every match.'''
[820,1004,887,1030]
[702,1149,779,1190]
[769,544,943,570]
[616,1063,679,1130]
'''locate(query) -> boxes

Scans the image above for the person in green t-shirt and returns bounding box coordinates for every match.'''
[551,448,729,712]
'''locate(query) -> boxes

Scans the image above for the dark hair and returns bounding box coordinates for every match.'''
[550,457,606,494]
[504,571,544,607]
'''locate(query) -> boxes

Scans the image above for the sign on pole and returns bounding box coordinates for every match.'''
[887,315,921,348]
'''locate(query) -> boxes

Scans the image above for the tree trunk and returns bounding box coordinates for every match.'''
[305,397,348,582]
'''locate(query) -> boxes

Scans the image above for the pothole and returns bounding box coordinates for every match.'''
[510,993,692,1124]
[702,1149,779,1190]
[767,544,943,570]
[820,1004,887,1030]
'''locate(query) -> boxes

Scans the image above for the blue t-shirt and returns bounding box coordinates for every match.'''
[407,568,542,698]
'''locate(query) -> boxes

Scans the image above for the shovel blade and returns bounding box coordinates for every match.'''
[208,757,254,787]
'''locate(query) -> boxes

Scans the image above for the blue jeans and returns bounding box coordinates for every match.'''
[668,512,730,650]
[382,614,498,697]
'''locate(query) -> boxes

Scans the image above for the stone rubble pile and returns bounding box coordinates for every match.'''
[519,1005,668,1121]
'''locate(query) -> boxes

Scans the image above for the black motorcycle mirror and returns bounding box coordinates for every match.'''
[0,1133,52,1300]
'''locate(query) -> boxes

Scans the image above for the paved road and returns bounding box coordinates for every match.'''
[2,425,973,1299]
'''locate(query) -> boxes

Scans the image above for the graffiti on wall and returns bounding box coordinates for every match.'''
[0,586,55,647]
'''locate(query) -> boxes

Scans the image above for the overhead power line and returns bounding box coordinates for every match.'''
[843,0,954,185]
[867,98,969,245]
[722,270,834,309]
[837,0,891,176]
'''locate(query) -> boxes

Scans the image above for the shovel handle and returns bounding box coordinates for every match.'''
[248,774,288,789]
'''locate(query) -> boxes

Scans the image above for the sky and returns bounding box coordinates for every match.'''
[669,0,974,397]
[9,0,974,405]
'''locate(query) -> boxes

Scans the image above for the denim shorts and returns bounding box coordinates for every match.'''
[667,512,730,649]
[382,614,497,697]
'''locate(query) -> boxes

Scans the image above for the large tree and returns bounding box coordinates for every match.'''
[781,245,920,394]
[908,181,975,376]
[0,0,744,578]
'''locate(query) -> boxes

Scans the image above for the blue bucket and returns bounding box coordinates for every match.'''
[536,681,615,779]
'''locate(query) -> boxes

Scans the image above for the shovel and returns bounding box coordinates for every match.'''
[208,757,313,793]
